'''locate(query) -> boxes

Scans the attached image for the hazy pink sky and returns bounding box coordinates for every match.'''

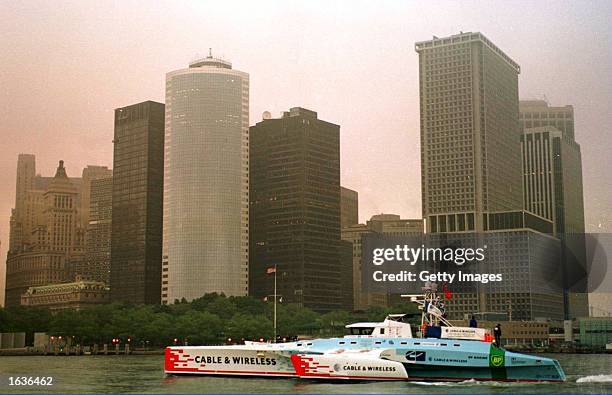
[1,0,611,304]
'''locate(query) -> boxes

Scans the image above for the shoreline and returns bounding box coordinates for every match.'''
[1,348,610,357]
[0,348,165,356]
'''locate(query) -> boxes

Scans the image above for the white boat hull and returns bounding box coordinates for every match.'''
[290,350,408,380]
[164,345,295,377]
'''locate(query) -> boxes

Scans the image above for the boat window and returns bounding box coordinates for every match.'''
[350,341,357,344]
[375,341,382,344]
[297,343,302,346]
[414,342,420,345]
[454,344,460,347]
[401,342,407,345]
[349,327,375,336]
[339,341,345,345]
[380,328,385,334]
[441,343,447,346]
[306,343,312,346]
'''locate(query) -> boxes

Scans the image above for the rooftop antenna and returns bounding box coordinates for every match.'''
[208,48,212,58]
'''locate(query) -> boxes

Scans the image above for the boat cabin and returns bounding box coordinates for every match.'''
[345,314,413,338]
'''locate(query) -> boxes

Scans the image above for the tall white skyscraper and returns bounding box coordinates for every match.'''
[162,54,249,303]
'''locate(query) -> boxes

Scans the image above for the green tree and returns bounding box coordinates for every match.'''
[226,313,273,341]
[318,310,351,336]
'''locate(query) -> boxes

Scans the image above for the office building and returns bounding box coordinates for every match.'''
[81,176,113,284]
[162,54,249,303]
[10,154,35,251]
[445,229,564,321]
[578,318,612,349]
[5,159,84,307]
[80,166,112,229]
[110,101,164,304]
[519,103,585,236]
[415,33,567,320]
[341,224,377,310]
[339,240,354,311]
[341,187,359,228]
[520,125,585,234]
[341,215,424,310]
[520,102,588,319]
[367,214,423,235]
[250,107,342,312]
[416,32,522,233]
[519,100,574,140]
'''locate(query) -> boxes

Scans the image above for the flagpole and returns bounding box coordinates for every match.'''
[273,264,277,342]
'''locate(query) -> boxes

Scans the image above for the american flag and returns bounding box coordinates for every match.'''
[266,266,276,274]
[442,282,452,300]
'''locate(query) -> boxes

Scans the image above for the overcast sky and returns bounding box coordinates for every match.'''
[1,0,611,305]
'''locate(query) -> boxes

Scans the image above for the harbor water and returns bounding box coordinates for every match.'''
[0,353,610,394]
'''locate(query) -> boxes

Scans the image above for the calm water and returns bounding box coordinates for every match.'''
[0,354,611,394]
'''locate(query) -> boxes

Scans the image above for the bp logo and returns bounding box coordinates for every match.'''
[489,345,505,368]
[490,354,504,367]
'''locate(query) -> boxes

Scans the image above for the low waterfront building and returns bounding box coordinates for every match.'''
[20,277,109,311]
[578,317,612,349]
[0,333,26,349]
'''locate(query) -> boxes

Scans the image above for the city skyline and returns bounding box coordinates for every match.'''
[2,1,612,306]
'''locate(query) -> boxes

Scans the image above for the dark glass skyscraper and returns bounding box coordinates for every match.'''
[249,107,342,312]
[110,101,164,304]
[520,100,588,319]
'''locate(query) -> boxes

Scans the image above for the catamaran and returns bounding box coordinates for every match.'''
[164,283,565,382]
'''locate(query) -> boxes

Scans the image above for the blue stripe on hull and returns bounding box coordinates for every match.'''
[403,364,564,382]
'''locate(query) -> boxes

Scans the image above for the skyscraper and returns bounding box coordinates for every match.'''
[416,32,522,233]
[520,100,588,318]
[342,215,424,310]
[10,154,36,252]
[519,102,585,236]
[249,107,342,312]
[162,54,249,303]
[5,160,84,307]
[82,176,113,284]
[341,186,359,229]
[519,100,574,139]
[416,33,565,320]
[80,166,112,229]
[110,101,164,304]
[341,224,376,310]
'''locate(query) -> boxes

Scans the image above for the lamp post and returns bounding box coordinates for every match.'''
[273,264,277,341]
[266,265,279,342]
